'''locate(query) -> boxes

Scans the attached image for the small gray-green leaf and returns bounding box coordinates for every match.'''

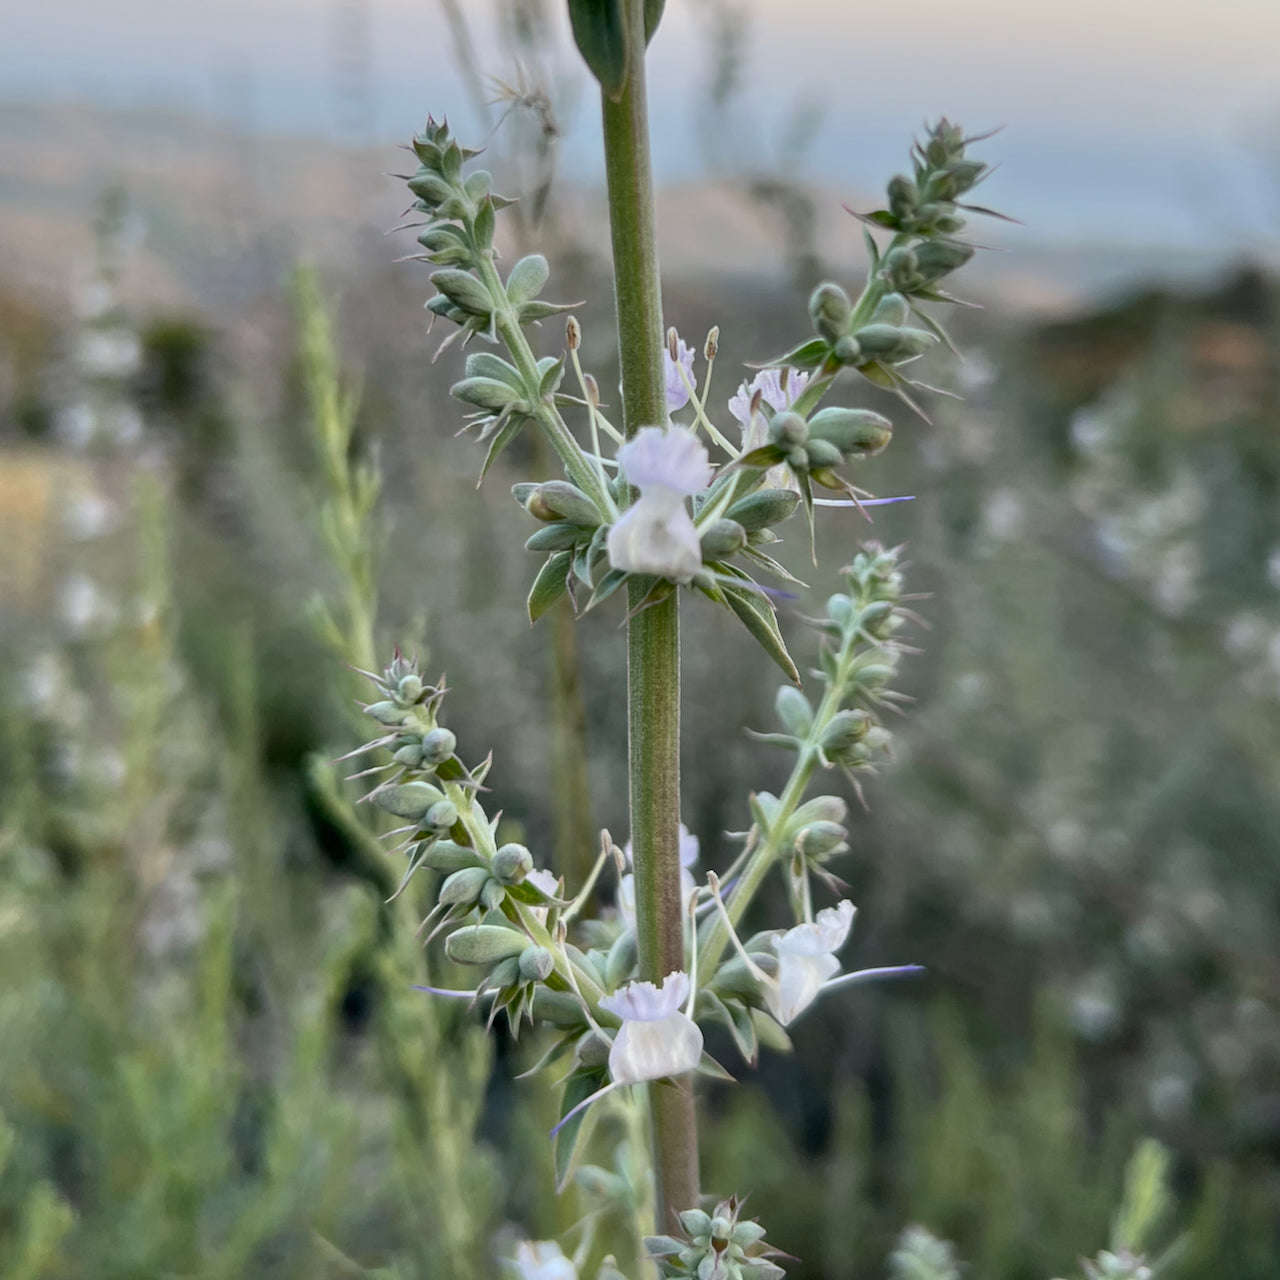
[478,411,526,484]
[444,924,528,966]
[554,1069,607,1192]
[506,253,550,304]
[722,583,800,685]
[528,551,573,623]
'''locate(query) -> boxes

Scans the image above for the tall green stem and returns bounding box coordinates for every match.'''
[601,0,700,1231]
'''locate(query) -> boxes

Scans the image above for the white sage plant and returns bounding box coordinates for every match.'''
[351,2,1007,1273]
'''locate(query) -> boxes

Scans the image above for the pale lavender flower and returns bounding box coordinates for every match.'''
[664,336,696,412]
[607,427,713,583]
[728,367,811,451]
[598,971,703,1085]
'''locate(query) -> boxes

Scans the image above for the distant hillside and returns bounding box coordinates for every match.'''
[1,100,1274,321]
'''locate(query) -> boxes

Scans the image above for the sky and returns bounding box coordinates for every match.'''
[5,0,1280,247]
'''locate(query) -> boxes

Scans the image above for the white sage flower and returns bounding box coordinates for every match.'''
[729,367,811,492]
[767,900,857,1025]
[664,335,696,412]
[512,1240,577,1280]
[607,427,713,583]
[709,880,922,1028]
[598,971,703,1085]
[728,367,811,450]
[617,823,700,926]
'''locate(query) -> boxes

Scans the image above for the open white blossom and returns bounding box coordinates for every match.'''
[767,901,857,1025]
[598,971,703,1085]
[512,1240,577,1280]
[617,823,699,926]
[710,883,921,1028]
[607,427,712,583]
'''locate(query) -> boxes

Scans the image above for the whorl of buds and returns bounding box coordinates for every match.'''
[645,1196,788,1280]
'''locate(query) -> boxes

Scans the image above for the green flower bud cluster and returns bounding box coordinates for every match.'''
[355,652,565,1029]
[738,405,894,493]
[864,118,991,238]
[765,119,1000,408]
[751,543,907,778]
[694,486,803,569]
[645,1197,787,1280]
[888,1226,961,1280]
[407,116,576,349]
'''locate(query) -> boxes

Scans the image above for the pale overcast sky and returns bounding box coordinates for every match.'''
[5,0,1279,244]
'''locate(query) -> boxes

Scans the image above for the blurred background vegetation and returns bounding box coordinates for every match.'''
[3,1,1280,1277]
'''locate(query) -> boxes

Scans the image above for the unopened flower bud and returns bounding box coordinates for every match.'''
[796,820,849,859]
[575,1027,613,1068]
[518,944,554,982]
[392,740,425,768]
[851,324,906,356]
[704,325,719,360]
[915,237,976,281]
[887,174,918,218]
[424,839,484,873]
[492,842,533,884]
[821,709,872,752]
[425,799,458,831]
[439,865,492,907]
[808,281,853,344]
[372,780,445,821]
[699,518,747,559]
[531,480,601,528]
[767,411,808,449]
[792,794,848,826]
[420,726,457,765]
[869,292,910,327]
[365,700,412,726]
[566,314,581,350]
[807,407,893,459]
[803,438,843,469]
[396,673,424,704]
[584,372,600,407]
[826,592,853,624]
[444,922,528,965]
[833,335,862,365]
[857,663,897,689]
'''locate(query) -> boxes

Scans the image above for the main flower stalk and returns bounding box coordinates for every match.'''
[601,0,700,1232]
